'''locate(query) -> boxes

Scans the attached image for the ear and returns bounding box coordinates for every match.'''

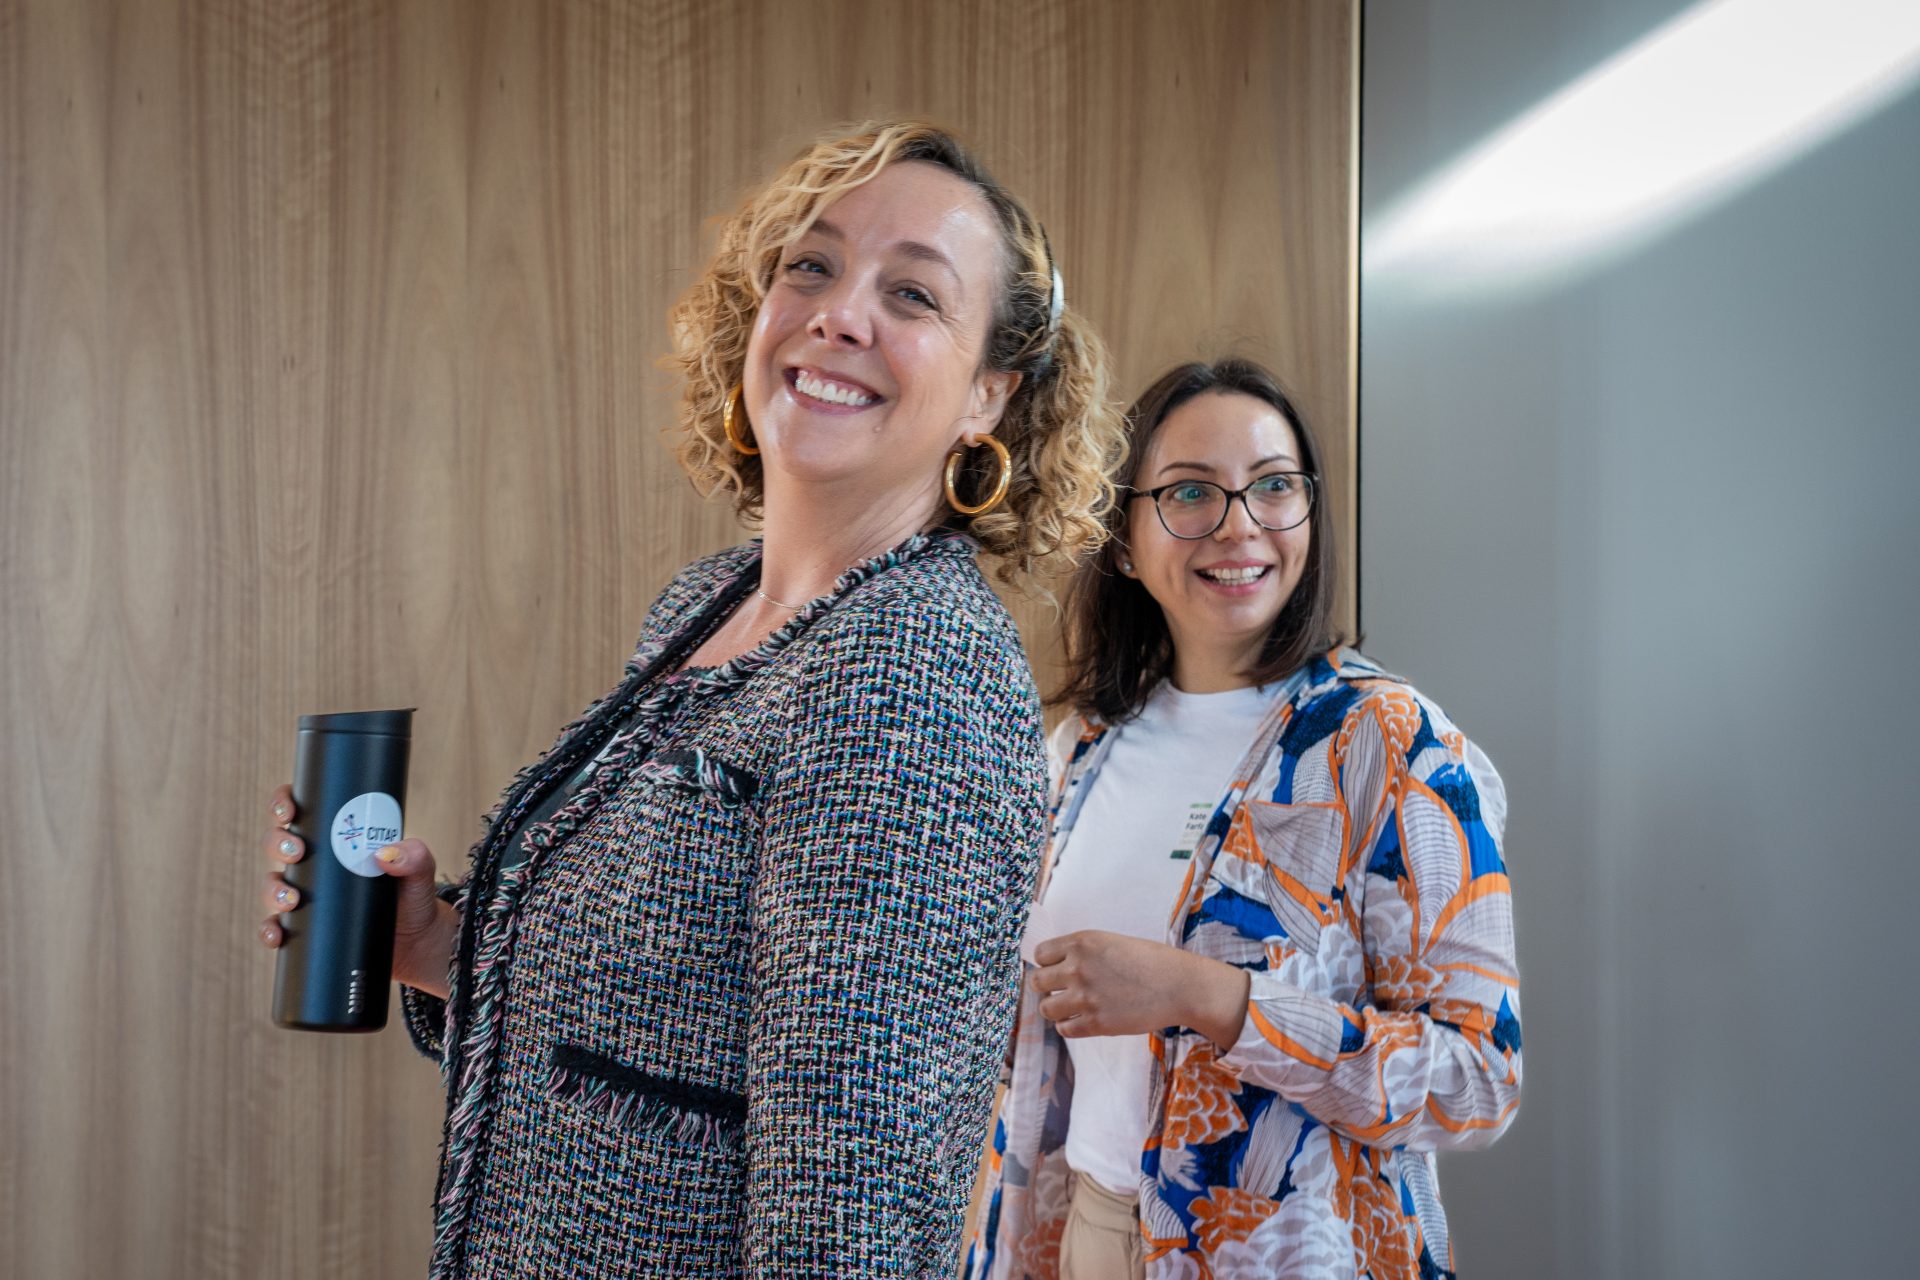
[961,367,1022,441]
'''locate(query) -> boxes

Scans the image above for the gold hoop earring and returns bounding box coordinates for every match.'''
[723,385,758,455]
[944,435,1012,517]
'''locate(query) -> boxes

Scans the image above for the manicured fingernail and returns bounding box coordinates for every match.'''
[260,924,278,946]
[272,803,290,821]
[275,884,297,907]
[278,837,299,858]
[377,845,400,864]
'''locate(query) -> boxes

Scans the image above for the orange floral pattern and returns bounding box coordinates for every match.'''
[1161,1040,1248,1149]
[1428,997,1494,1046]
[1350,1167,1418,1278]
[1337,683,1424,763]
[1370,954,1443,1008]
[1015,1217,1063,1280]
[1190,1186,1283,1251]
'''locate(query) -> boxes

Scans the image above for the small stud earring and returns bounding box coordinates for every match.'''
[1120,559,1134,574]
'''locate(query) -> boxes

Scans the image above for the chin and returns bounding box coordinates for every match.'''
[1197,589,1283,625]
[764,437,878,488]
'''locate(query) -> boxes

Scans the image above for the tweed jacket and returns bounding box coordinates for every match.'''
[403,529,1048,1279]
[969,649,1520,1280]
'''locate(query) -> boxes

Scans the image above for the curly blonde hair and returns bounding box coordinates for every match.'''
[667,121,1126,583]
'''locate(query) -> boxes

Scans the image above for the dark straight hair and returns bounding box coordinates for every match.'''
[1052,358,1347,724]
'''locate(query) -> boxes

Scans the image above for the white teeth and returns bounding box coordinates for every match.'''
[1201,566,1268,584]
[795,371,876,406]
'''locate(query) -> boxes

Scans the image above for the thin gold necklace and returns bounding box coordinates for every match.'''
[754,585,808,611]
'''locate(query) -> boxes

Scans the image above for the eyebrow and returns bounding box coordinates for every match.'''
[804,219,963,289]
[1155,454,1297,476]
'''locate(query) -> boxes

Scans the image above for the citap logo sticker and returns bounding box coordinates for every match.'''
[331,792,403,877]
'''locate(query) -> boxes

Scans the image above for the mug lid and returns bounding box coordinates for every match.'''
[298,708,415,737]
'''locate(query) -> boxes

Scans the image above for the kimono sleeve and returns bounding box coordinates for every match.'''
[1216,692,1522,1151]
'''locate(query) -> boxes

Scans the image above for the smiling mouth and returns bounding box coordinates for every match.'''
[1197,566,1271,585]
[786,367,882,408]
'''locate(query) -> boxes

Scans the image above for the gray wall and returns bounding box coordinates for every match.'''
[1360,3,1920,1277]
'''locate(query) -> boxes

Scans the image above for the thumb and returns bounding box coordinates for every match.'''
[375,837,438,888]
[378,838,443,939]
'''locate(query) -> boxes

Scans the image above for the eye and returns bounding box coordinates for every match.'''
[1167,482,1214,506]
[1250,473,1296,495]
[783,256,829,279]
[894,283,938,310]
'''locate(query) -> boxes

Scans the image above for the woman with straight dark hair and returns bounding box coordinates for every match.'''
[969,359,1522,1280]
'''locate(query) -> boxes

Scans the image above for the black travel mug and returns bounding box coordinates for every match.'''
[271,708,413,1032]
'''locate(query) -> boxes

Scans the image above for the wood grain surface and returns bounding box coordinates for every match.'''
[0,2,1354,1274]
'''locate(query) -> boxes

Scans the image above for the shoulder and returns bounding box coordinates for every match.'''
[1284,645,1427,728]
[804,535,1028,679]
[1043,709,1104,785]
[1045,713,1087,765]
[1298,647,1505,822]
[795,541,1041,749]
[639,540,758,642]
[1282,646,1474,765]
[1335,648,1472,745]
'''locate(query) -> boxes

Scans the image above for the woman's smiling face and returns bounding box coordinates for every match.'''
[1124,391,1313,682]
[740,160,1018,513]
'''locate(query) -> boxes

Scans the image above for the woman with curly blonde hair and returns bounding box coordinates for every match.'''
[255,121,1125,1278]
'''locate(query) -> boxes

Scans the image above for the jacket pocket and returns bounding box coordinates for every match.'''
[632,746,759,807]
[546,1044,747,1145]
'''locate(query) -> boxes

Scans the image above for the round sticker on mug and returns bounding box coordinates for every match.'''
[331,792,403,878]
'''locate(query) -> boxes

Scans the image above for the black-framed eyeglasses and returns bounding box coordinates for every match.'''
[1126,472,1317,540]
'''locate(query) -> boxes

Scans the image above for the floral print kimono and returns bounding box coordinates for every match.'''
[968,649,1522,1280]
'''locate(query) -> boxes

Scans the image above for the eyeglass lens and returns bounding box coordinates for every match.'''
[1157,476,1312,538]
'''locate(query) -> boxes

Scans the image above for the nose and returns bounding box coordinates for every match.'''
[1213,490,1262,542]
[808,276,875,349]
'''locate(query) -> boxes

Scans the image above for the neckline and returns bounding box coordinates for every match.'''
[634,527,973,691]
[1158,680,1278,704]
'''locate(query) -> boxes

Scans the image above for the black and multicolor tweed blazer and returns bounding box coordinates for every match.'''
[401,528,1048,1279]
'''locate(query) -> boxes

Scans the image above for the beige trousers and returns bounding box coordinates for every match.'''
[1059,1173,1146,1280]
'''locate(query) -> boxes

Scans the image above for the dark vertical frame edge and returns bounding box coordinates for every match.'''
[1351,0,1366,641]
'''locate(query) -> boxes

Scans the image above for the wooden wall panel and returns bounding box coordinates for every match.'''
[0,2,1354,1275]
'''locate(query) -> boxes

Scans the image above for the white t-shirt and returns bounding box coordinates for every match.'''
[1021,678,1286,1195]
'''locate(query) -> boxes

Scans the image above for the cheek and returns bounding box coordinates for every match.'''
[886,337,982,442]
[1127,515,1183,586]
[1122,509,1155,565]
[742,308,782,395]
[1279,530,1312,588]
[892,331,963,402]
